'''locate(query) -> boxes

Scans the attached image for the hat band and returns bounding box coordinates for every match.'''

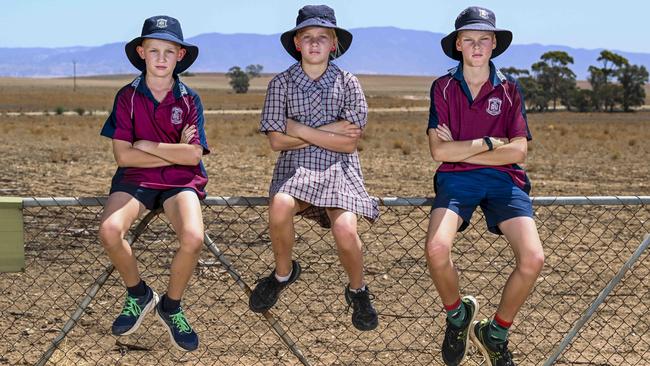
[143,29,184,42]
[457,19,496,29]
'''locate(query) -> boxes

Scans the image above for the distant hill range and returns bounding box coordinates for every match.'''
[1,27,649,79]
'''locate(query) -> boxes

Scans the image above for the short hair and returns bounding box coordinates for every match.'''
[456,30,496,41]
[140,38,182,50]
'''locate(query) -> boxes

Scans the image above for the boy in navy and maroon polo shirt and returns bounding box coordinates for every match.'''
[98,15,208,352]
[425,7,544,366]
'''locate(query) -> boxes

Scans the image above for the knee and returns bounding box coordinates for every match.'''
[331,220,358,251]
[518,250,545,278]
[178,228,204,254]
[269,195,296,227]
[425,239,452,270]
[98,220,126,249]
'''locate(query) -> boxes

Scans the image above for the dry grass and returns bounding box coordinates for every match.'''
[0,109,649,198]
[0,73,433,113]
[0,75,648,198]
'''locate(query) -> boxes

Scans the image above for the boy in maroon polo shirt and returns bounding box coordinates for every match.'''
[425,7,544,366]
[98,15,209,352]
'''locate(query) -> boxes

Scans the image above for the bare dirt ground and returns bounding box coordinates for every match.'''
[0,76,649,366]
[0,109,648,199]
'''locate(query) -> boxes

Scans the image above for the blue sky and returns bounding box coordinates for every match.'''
[1,0,647,53]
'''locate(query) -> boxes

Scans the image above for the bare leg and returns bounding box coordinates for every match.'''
[163,191,204,300]
[424,208,464,306]
[495,216,545,322]
[268,193,310,276]
[98,192,146,287]
[326,208,364,289]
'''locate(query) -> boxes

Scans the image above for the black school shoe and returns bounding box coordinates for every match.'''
[344,284,379,331]
[249,260,301,313]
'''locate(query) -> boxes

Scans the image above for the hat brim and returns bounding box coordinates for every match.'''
[441,25,512,61]
[125,33,199,74]
[280,18,353,61]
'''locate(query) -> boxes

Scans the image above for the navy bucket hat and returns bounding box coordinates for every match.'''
[280,5,353,61]
[441,6,512,61]
[125,15,199,74]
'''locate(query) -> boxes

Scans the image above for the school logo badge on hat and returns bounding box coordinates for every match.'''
[487,97,502,116]
[171,107,183,125]
[156,18,168,28]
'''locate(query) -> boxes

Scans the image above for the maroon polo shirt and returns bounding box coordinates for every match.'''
[427,62,532,190]
[100,74,210,198]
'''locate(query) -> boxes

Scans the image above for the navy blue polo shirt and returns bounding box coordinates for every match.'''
[427,61,532,190]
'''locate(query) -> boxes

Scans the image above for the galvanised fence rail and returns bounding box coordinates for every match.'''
[1,196,649,365]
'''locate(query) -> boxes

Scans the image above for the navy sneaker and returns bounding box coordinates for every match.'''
[156,301,199,352]
[249,260,301,313]
[441,295,478,366]
[471,318,516,366]
[344,284,379,331]
[111,285,159,336]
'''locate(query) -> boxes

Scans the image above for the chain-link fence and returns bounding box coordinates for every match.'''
[1,196,649,365]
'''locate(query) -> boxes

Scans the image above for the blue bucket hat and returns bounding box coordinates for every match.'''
[280,5,353,61]
[125,15,199,74]
[441,6,512,61]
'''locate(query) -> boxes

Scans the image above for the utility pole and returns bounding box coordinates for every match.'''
[73,60,77,92]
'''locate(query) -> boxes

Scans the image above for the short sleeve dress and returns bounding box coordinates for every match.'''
[259,62,379,228]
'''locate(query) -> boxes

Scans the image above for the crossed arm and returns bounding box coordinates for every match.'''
[267,119,362,153]
[428,124,527,166]
[112,125,203,168]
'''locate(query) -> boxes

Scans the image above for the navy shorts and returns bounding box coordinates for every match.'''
[110,184,197,211]
[432,169,533,235]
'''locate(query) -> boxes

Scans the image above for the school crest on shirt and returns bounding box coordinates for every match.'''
[486,97,502,116]
[171,107,183,125]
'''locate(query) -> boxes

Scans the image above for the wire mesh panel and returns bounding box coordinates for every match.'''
[0,196,648,365]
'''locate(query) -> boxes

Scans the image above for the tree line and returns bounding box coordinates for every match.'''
[503,50,649,112]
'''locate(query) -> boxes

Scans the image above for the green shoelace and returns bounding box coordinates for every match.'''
[170,311,192,334]
[120,296,142,317]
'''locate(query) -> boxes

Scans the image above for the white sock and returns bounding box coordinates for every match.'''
[275,269,292,283]
[349,284,367,293]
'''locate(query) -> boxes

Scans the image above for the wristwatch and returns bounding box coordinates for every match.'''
[483,136,493,151]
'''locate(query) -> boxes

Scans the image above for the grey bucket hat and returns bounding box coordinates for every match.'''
[441,6,512,60]
[280,5,353,61]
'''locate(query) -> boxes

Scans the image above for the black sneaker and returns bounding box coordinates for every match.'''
[441,295,478,366]
[249,260,301,313]
[111,285,159,336]
[344,284,379,331]
[470,318,516,366]
[156,301,199,352]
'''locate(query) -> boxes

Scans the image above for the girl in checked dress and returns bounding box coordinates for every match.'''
[248,4,379,331]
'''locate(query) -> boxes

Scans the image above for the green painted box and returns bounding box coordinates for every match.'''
[0,197,24,272]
